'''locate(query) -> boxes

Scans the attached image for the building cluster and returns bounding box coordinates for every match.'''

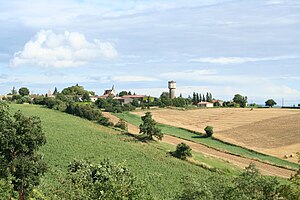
[90,85,148,105]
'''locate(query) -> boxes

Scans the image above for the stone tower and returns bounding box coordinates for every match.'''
[168,80,176,99]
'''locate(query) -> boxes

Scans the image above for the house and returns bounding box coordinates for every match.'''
[212,99,224,106]
[0,95,5,100]
[90,96,99,102]
[197,101,214,108]
[113,97,133,105]
[122,95,147,104]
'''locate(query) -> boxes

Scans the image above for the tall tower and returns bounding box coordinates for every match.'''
[168,80,176,99]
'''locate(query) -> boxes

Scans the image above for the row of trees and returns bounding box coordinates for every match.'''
[192,92,213,104]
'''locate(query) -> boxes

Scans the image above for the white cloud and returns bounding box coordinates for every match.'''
[189,55,298,64]
[10,30,118,68]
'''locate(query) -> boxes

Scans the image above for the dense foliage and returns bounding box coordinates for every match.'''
[172,143,192,160]
[177,163,300,200]
[192,92,213,104]
[265,99,277,108]
[18,87,30,96]
[51,159,149,199]
[0,102,47,200]
[95,97,136,113]
[204,126,214,137]
[232,94,248,108]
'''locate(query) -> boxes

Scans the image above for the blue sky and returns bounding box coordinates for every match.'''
[0,0,300,105]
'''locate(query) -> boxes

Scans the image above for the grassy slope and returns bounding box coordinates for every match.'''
[10,104,239,199]
[114,112,299,170]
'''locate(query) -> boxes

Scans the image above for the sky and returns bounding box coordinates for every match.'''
[0,0,300,105]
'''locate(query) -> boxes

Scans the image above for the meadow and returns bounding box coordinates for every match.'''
[9,104,240,199]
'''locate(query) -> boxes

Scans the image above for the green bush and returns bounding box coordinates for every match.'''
[66,103,102,121]
[53,159,149,199]
[98,116,114,127]
[115,119,128,131]
[204,126,214,137]
[172,143,192,160]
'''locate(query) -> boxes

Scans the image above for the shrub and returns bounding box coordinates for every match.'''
[66,103,102,121]
[33,96,45,105]
[204,126,213,137]
[98,116,114,127]
[115,119,128,131]
[56,159,148,199]
[172,143,192,160]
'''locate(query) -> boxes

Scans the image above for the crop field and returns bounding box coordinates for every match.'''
[9,104,240,199]
[132,108,300,163]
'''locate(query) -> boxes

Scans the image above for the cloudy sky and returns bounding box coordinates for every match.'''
[0,0,300,105]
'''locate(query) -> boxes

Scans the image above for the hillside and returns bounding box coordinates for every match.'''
[9,104,239,199]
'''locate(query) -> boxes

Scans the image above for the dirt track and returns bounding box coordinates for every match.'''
[103,112,297,178]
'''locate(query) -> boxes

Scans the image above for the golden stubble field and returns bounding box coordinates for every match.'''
[132,108,300,162]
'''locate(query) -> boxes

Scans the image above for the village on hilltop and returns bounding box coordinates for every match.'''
[0,80,225,108]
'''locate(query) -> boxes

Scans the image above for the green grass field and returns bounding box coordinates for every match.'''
[9,104,240,199]
[114,112,300,170]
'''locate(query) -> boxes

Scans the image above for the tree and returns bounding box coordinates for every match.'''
[11,86,17,95]
[53,87,58,95]
[159,92,172,107]
[119,91,128,97]
[61,85,85,95]
[82,92,91,102]
[172,143,192,160]
[0,102,47,199]
[265,99,277,108]
[233,94,248,108]
[139,112,163,140]
[18,87,30,96]
[204,126,214,137]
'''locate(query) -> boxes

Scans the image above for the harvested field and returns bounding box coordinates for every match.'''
[132,108,300,162]
[104,112,296,178]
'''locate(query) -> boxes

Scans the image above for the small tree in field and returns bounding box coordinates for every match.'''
[204,126,214,137]
[265,99,277,108]
[172,143,192,160]
[139,112,163,140]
